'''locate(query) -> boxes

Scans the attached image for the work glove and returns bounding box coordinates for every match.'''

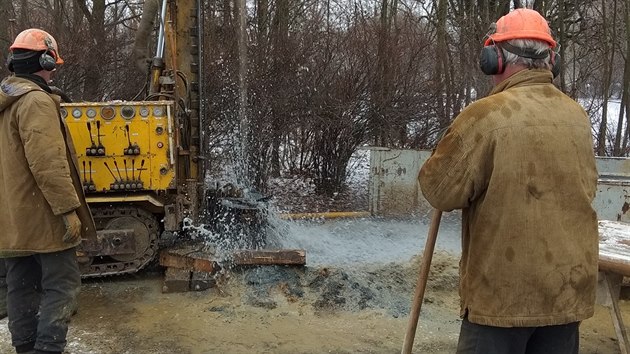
[62,210,82,244]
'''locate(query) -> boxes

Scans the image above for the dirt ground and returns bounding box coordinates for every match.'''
[0,251,626,354]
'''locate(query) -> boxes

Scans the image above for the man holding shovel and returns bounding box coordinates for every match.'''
[418,8,598,354]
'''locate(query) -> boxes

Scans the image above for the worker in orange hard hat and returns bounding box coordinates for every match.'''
[9,28,64,63]
[419,8,597,354]
[479,8,560,81]
[0,28,96,354]
[5,28,64,87]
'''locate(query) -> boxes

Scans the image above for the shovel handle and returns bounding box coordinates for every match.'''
[401,209,443,354]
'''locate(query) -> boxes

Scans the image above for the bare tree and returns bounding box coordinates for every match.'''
[0,1,16,78]
[596,0,618,156]
[73,0,106,100]
[433,0,451,130]
[3,0,627,194]
[619,0,630,155]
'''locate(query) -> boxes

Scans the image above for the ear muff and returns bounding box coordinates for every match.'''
[39,51,56,71]
[479,45,505,75]
[480,43,562,78]
[6,50,56,72]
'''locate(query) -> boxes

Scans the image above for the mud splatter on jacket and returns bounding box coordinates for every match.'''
[419,69,598,327]
[0,76,96,256]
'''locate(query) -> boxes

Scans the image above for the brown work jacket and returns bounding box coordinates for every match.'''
[0,76,96,256]
[419,69,599,327]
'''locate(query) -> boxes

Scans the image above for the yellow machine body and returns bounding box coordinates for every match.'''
[62,0,207,277]
[61,101,176,193]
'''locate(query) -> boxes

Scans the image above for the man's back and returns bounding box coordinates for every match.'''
[419,69,599,327]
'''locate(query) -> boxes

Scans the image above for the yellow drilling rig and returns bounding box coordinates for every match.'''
[62,0,261,277]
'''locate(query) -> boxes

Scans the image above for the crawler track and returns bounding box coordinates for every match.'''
[80,206,160,278]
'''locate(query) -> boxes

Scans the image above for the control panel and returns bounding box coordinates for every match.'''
[61,101,176,193]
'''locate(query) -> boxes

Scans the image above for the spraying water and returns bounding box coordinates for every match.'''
[196,0,272,255]
[266,212,462,267]
[235,211,463,317]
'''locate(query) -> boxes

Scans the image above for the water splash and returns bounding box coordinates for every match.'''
[266,212,462,267]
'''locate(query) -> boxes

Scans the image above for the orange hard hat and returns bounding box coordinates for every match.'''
[484,9,556,48]
[10,28,64,65]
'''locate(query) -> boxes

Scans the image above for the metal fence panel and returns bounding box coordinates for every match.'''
[369,149,630,221]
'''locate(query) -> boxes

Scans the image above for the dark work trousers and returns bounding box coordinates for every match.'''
[456,317,579,354]
[5,248,80,353]
[0,260,6,318]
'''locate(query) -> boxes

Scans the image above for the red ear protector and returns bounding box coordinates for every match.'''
[479,40,561,78]
[479,43,506,76]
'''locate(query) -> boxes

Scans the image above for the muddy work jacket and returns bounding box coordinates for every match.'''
[0,76,96,256]
[418,69,599,327]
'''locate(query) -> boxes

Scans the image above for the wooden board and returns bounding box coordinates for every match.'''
[599,220,630,277]
[191,271,216,291]
[232,249,306,266]
[159,243,220,273]
[162,267,192,293]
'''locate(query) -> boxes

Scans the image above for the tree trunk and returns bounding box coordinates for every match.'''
[19,0,29,29]
[597,0,617,156]
[614,22,629,156]
[434,0,450,130]
[621,0,630,154]
[269,0,290,178]
[369,0,393,145]
[556,0,567,91]
[0,1,15,50]
[75,0,106,100]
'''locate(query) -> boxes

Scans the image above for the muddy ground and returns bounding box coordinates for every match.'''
[0,248,626,354]
[0,155,625,352]
[0,191,626,354]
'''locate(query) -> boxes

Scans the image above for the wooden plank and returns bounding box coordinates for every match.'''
[190,272,216,291]
[232,249,306,266]
[159,244,219,273]
[597,271,615,307]
[599,220,630,276]
[599,258,630,278]
[602,272,630,354]
[162,268,191,293]
[279,211,371,220]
